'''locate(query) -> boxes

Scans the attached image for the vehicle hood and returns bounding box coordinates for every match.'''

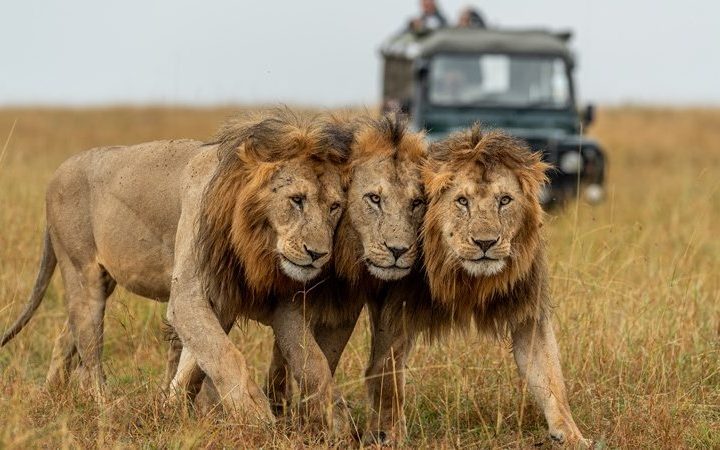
[420,108,580,141]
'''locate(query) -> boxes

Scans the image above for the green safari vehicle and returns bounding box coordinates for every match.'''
[380,27,606,205]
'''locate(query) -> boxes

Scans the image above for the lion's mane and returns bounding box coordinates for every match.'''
[422,124,551,332]
[195,111,350,322]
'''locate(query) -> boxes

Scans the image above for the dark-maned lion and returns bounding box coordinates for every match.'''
[364,124,590,446]
[164,112,355,428]
[1,111,351,427]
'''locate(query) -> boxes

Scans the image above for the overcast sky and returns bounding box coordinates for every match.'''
[1,0,718,107]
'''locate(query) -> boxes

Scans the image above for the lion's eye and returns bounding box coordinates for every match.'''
[330,202,341,212]
[366,193,381,205]
[290,195,304,208]
[499,195,513,206]
[456,196,468,207]
[412,198,425,209]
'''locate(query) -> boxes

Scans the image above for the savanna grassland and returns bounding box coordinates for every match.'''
[0,107,718,448]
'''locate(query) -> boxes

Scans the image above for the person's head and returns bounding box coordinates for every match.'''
[421,0,438,15]
[458,7,486,28]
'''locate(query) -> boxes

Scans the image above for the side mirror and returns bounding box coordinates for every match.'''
[582,104,595,128]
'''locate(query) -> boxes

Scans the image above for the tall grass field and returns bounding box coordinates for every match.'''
[0,107,718,448]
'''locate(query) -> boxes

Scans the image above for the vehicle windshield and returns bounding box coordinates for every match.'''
[428,54,570,108]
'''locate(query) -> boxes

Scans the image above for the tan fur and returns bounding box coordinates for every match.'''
[335,117,428,444]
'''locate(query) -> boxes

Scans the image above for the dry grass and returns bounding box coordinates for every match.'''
[0,106,718,448]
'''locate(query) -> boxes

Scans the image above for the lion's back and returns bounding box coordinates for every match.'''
[46,139,209,300]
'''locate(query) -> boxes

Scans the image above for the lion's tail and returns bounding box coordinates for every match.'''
[1,229,57,347]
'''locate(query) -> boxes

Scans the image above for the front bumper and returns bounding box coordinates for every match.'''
[533,144,606,206]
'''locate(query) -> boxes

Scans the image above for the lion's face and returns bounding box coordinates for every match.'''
[347,154,425,281]
[434,162,526,277]
[264,158,344,282]
[422,125,547,312]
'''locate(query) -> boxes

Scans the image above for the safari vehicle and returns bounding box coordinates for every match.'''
[380,27,606,205]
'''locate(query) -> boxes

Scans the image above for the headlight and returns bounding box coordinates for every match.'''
[584,184,604,204]
[559,151,583,174]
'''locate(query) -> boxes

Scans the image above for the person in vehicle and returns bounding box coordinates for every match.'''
[408,0,447,32]
[458,7,486,28]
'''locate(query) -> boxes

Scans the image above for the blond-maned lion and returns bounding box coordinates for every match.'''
[1,111,351,426]
[363,124,590,446]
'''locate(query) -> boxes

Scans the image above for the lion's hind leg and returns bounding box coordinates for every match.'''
[45,319,79,390]
[46,270,116,392]
[363,301,415,446]
[55,255,114,402]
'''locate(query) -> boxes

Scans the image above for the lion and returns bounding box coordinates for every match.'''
[360,124,591,446]
[182,115,428,436]
[1,111,351,427]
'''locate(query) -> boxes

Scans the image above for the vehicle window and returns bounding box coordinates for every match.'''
[429,54,570,108]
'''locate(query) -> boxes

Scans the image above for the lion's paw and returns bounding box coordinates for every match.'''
[362,430,392,447]
[241,382,276,426]
[362,426,406,448]
[549,429,593,448]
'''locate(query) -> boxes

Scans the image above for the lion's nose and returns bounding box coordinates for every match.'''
[385,243,410,260]
[304,245,328,262]
[472,237,498,252]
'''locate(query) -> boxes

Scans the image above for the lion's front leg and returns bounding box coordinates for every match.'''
[167,347,205,404]
[271,299,349,437]
[266,315,360,422]
[266,342,293,416]
[163,335,184,390]
[364,301,415,446]
[314,317,362,432]
[167,296,273,425]
[511,316,591,448]
[166,189,274,425]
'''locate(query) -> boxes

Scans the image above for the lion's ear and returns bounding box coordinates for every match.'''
[516,152,551,197]
[530,158,551,187]
[468,122,483,148]
[320,119,355,165]
[241,139,275,163]
[422,153,453,199]
[238,118,289,163]
[427,141,451,162]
